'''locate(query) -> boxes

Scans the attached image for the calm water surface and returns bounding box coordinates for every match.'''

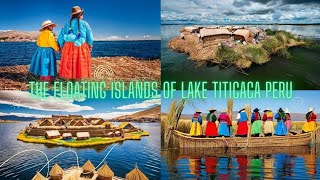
[0,40,160,66]
[0,122,160,180]
[161,25,320,90]
[161,147,320,179]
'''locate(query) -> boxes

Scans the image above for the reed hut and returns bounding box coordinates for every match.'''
[91,119,105,125]
[82,160,95,175]
[76,132,90,140]
[125,165,148,180]
[119,122,135,130]
[199,28,231,44]
[39,119,54,126]
[32,172,47,180]
[97,163,114,180]
[73,120,86,126]
[115,131,122,137]
[69,120,76,126]
[49,163,63,180]
[62,133,72,140]
[54,119,66,126]
[107,132,115,137]
[181,26,200,34]
[248,27,260,38]
[45,130,61,139]
[233,29,250,42]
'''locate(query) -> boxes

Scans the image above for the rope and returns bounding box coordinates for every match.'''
[0,149,50,177]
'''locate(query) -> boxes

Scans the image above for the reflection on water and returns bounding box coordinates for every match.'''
[0,122,160,179]
[161,25,320,90]
[161,147,320,179]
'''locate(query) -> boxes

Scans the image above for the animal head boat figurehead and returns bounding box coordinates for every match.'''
[253,108,260,112]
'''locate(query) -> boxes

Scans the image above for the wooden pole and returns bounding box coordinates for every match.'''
[245,104,251,147]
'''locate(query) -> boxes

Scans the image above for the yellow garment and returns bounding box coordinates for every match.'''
[190,122,202,136]
[266,111,272,117]
[302,121,316,132]
[37,30,59,51]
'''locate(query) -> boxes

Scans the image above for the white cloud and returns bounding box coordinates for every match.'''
[0,112,46,118]
[143,35,151,38]
[115,97,160,110]
[0,91,94,112]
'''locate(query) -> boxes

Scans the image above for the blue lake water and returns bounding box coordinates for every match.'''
[0,122,160,179]
[0,40,160,66]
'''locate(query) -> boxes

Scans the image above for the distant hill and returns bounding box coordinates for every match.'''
[112,105,160,122]
[0,30,39,42]
[0,115,38,121]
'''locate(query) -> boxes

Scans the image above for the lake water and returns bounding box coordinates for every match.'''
[0,40,160,66]
[0,122,160,179]
[161,25,320,90]
[161,147,320,179]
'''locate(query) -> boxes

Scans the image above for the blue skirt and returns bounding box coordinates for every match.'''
[219,123,230,137]
[275,121,287,136]
[29,47,56,76]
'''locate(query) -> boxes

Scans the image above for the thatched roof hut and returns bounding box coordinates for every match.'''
[39,119,54,126]
[32,172,47,180]
[233,29,250,41]
[54,119,66,126]
[97,163,114,180]
[91,119,105,125]
[82,160,95,174]
[49,163,64,180]
[181,26,199,33]
[119,122,135,129]
[69,120,76,126]
[248,27,260,37]
[45,130,61,139]
[199,28,231,44]
[76,132,90,140]
[125,165,148,180]
[62,133,72,140]
[73,120,86,126]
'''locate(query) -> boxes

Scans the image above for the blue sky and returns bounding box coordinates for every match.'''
[161,91,320,114]
[161,0,320,24]
[0,91,160,119]
[0,0,160,40]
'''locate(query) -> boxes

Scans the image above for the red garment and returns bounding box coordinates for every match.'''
[237,121,248,136]
[39,76,52,82]
[237,156,248,180]
[205,122,218,136]
[253,112,261,120]
[218,113,231,126]
[308,112,317,122]
[205,157,217,174]
[60,42,91,79]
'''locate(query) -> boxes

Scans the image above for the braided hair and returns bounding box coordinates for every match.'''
[69,12,83,36]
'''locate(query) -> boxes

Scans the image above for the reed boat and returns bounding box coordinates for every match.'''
[172,129,320,148]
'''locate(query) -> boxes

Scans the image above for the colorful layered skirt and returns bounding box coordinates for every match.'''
[275,121,287,136]
[205,121,218,136]
[251,120,262,135]
[236,121,248,136]
[302,121,316,133]
[60,42,91,79]
[263,121,274,135]
[285,120,292,131]
[218,122,230,137]
[29,47,56,76]
[190,122,202,136]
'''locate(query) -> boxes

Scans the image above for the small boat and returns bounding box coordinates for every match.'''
[172,129,318,148]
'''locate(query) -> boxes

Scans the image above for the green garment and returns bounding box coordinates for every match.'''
[251,120,262,134]
[206,112,217,122]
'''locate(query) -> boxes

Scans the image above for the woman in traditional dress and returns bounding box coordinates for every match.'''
[205,108,218,137]
[262,108,274,136]
[274,108,287,136]
[236,108,248,137]
[251,108,262,137]
[190,109,203,136]
[58,6,94,80]
[284,108,292,131]
[218,110,231,137]
[302,108,317,133]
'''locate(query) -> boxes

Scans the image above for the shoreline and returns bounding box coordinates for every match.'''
[0,56,160,90]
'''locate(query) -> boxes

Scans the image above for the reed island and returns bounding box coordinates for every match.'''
[17,115,149,147]
[169,26,306,69]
